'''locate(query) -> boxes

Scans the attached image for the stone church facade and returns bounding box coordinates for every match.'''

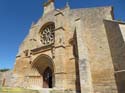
[2,0,125,93]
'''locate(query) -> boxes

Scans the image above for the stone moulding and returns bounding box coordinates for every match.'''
[31,43,54,55]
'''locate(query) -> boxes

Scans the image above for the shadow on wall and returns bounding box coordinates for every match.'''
[73,31,81,93]
[104,20,125,93]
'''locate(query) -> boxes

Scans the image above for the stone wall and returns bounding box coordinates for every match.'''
[0,72,3,87]
[69,7,118,93]
[12,4,120,93]
[13,5,78,91]
[104,20,125,93]
[0,71,13,87]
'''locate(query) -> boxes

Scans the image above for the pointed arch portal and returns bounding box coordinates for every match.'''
[32,54,54,88]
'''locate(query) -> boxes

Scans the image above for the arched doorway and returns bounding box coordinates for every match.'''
[43,67,52,88]
[32,55,55,88]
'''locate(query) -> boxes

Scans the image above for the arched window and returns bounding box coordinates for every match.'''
[40,22,55,46]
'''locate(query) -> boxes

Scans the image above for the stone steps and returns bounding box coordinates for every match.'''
[38,89,52,93]
[37,88,75,93]
[0,87,76,93]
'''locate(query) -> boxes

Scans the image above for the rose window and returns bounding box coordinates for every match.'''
[40,23,55,45]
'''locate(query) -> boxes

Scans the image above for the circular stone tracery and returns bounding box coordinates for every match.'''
[40,23,55,45]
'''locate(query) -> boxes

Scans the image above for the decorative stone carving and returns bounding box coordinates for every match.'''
[40,24,55,46]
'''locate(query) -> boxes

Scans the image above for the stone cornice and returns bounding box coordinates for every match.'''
[31,44,65,55]
[31,44,54,55]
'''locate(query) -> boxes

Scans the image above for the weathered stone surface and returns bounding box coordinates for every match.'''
[0,72,4,87]
[2,1,124,93]
[104,20,125,93]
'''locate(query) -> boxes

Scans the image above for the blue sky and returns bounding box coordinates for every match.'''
[0,0,125,69]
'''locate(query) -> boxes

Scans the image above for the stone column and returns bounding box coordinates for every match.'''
[75,18,93,93]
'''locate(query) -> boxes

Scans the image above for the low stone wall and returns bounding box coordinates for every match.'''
[0,72,4,87]
[0,70,13,87]
[3,70,13,87]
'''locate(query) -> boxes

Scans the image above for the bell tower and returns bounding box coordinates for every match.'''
[43,0,55,14]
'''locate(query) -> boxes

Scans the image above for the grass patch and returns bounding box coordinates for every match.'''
[0,87,39,93]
